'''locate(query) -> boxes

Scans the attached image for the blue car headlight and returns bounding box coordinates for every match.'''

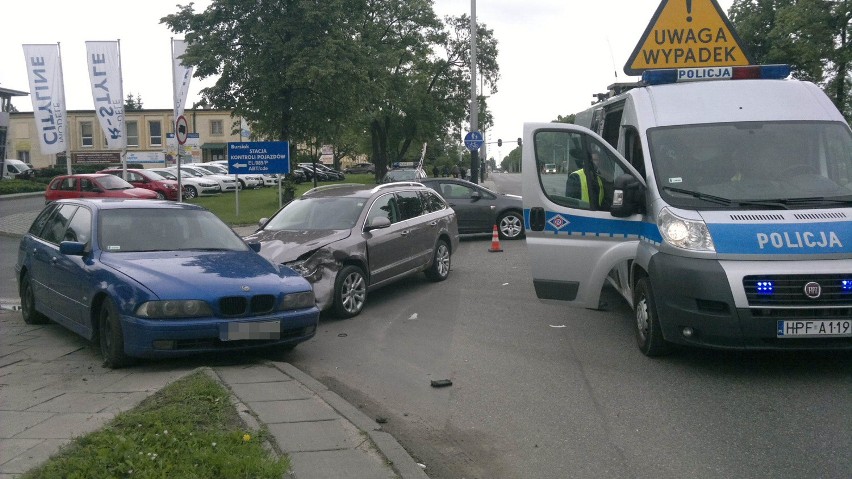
[280,291,316,310]
[137,300,213,319]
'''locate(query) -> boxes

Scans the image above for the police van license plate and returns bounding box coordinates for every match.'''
[776,320,852,338]
[222,320,281,341]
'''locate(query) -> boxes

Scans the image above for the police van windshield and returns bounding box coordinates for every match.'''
[647,121,852,209]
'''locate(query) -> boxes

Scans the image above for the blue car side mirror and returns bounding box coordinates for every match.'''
[59,241,87,256]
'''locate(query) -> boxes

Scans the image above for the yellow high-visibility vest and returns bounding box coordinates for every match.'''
[575,170,604,205]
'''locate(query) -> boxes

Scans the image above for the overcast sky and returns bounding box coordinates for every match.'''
[2,0,734,157]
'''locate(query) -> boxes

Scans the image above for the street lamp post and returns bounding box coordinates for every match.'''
[469,0,480,184]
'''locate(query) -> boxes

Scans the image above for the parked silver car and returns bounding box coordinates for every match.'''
[244,182,459,318]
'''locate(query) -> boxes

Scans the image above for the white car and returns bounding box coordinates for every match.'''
[148,167,221,199]
[260,174,279,187]
[211,161,280,187]
[189,162,264,189]
[178,165,239,192]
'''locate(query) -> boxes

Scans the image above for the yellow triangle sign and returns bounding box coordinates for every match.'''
[624,0,752,75]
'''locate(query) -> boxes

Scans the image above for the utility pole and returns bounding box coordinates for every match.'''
[469,0,479,184]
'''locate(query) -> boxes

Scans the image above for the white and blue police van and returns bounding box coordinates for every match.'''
[522,65,852,356]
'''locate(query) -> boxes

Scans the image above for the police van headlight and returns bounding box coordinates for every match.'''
[658,207,715,252]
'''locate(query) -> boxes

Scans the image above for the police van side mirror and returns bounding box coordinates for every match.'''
[611,173,644,218]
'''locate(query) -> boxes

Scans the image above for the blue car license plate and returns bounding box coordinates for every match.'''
[776,320,851,338]
[222,320,281,341]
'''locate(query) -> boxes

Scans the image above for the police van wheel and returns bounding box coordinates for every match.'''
[634,278,672,357]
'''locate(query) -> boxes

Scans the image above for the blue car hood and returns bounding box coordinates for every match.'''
[100,250,300,299]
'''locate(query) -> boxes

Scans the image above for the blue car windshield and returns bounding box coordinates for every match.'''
[264,197,366,231]
[99,209,248,252]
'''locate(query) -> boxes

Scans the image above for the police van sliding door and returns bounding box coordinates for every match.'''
[522,123,644,309]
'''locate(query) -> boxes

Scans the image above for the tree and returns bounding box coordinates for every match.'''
[729,0,852,118]
[161,0,500,180]
[355,5,499,179]
[124,93,143,111]
[162,0,368,158]
[500,145,521,173]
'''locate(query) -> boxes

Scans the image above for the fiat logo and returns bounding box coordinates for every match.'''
[803,282,821,299]
[241,285,251,292]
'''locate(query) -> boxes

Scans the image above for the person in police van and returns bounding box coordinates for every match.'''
[566,147,607,210]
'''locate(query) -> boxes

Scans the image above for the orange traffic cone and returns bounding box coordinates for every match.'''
[488,225,503,253]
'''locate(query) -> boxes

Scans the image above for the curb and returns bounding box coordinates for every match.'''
[273,362,429,479]
[202,367,285,468]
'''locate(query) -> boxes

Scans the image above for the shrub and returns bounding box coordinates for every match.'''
[0,179,46,195]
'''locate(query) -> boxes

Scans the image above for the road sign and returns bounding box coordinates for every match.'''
[464,131,484,151]
[175,116,188,145]
[623,0,751,75]
[227,141,290,174]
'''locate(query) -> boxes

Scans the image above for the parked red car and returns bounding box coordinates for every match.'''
[44,174,159,203]
[98,168,180,200]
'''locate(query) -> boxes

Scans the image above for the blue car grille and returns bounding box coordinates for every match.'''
[219,295,276,316]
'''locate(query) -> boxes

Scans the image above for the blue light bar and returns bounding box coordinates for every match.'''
[642,69,679,85]
[754,64,790,79]
[642,65,791,86]
[756,281,775,295]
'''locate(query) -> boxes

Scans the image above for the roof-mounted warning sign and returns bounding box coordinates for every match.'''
[624,0,752,76]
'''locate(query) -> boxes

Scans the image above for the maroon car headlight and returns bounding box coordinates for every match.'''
[136,300,213,318]
[166,184,177,190]
[279,291,316,310]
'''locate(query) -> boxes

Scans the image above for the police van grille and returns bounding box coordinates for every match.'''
[743,274,852,307]
[793,212,846,220]
[730,214,785,222]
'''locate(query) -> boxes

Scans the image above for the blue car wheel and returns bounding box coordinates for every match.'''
[99,298,131,369]
[20,273,48,325]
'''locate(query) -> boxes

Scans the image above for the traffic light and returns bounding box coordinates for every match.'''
[497,139,502,147]
[517,138,522,146]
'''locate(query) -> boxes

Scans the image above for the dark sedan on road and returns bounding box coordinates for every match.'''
[419,178,525,240]
[15,199,319,368]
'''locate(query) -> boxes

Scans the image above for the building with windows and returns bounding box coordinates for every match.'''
[1,86,29,162]
[5,108,245,169]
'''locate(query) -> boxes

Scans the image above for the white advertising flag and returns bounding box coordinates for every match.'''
[86,41,126,149]
[172,39,193,120]
[22,44,68,155]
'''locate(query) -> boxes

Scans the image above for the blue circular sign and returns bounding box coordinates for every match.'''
[464,131,484,151]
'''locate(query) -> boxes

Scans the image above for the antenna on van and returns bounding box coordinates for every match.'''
[606,37,618,80]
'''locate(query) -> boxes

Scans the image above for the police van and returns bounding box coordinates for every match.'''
[522,65,852,355]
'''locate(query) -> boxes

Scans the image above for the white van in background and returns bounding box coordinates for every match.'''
[2,159,33,180]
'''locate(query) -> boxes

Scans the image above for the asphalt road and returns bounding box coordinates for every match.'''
[285,234,851,479]
[1,176,849,479]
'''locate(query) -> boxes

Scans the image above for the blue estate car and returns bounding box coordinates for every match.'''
[15,199,319,368]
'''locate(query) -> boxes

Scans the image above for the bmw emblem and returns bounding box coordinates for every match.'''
[241,285,251,292]
[803,282,821,299]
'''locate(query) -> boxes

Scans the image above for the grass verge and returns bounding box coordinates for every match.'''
[188,174,376,226]
[21,371,288,479]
